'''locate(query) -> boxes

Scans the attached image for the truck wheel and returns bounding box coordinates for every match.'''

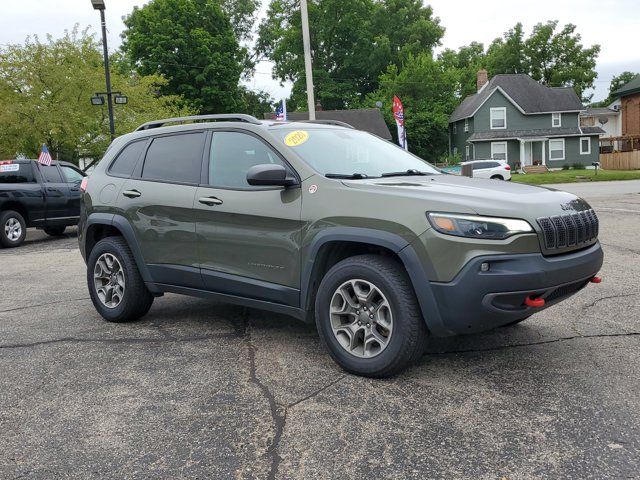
[44,226,66,236]
[87,236,154,323]
[1,210,27,248]
[315,254,428,378]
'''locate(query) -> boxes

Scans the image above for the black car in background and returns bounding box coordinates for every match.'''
[0,159,86,248]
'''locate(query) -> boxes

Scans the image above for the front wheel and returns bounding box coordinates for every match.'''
[0,210,27,248]
[315,254,428,378]
[87,236,154,323]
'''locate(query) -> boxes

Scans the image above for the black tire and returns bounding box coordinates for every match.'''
[0,210,27,248]
[44,226,66,236]
[490,175,504,180]
[315,254,428,378]
[87,236,154,323]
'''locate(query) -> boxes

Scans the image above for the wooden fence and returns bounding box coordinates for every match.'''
[600,150,640,170]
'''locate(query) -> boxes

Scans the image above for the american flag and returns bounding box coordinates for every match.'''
[392,95,408,151]
[275,99,287,121]
[37,144,53,166]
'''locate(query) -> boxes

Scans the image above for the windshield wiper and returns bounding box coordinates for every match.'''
[325,173,371,179]
[380,169,431,177]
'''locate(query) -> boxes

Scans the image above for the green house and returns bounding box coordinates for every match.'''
[449,72,604,169]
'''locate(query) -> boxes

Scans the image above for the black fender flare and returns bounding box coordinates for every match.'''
[299,227,449,336]
[85,213,157,291]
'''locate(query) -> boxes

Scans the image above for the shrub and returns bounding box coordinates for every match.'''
[562,165,571,170]
[571,162,584,170]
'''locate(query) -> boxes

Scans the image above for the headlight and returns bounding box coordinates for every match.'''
[427,213,533,240]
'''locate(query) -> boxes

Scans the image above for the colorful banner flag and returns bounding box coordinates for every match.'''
[275,99,287,121]
[392,95,408,151]
[37,144,53,166]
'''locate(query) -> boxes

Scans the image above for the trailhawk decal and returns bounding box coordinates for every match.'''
[284,130,309,147]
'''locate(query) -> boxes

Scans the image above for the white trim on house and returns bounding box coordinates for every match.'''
[580,137,591,155]
[491,141,508,161]
[549,138,565,161]
[465,144,470,160]
[453,146,458,155]
[453,122,457,134]
[464,118,469,132]
[490,107,507,130]
[552,112,562,127]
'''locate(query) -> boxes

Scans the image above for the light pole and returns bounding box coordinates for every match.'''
[91,0,115,140]
[300,0,316,120]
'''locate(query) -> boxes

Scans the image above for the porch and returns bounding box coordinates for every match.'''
[517,138,547,169]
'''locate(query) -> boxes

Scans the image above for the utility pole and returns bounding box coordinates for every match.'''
[300,0,316,120]
[91,0,115,140]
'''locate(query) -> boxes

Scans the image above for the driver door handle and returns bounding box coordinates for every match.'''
[123,189,142,198]
[198,196,223,206]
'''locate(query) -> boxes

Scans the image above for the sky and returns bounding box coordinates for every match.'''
[1,0,638,103]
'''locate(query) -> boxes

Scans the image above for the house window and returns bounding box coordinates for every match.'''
[549,139,565,160]
[491,142,507,161]
[465,145,470,160]
[552,113,562,127]
[453,146,458,156]
[453,122,457,134]
[464,118,469,132]
[490,107,506,129]
[580,137,591,155]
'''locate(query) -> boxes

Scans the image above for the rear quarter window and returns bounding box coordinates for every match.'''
[0,162,36,183]
[109,140,147,177]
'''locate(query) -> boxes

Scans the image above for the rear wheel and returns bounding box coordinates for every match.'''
[0,210,27,248]
[44,226,66,236]
[490,175,504,180]
[87,236,154,323]
[315,254,428,378]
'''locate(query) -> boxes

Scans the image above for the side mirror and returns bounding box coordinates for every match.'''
[246,164,298,187]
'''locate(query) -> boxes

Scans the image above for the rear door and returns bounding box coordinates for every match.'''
[116,131,206,289]
[59,164,86,219]
[194,130,303,305]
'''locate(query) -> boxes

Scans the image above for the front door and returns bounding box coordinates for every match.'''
[523,142,533,166]
[194,130,303,306]
[37,163,72,221]
[116,131,206,289]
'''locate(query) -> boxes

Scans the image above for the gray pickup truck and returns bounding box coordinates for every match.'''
[0,159,86,248]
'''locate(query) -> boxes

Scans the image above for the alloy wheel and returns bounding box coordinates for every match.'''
[329,279,393,358]
[93,253,125,309]
[4,217,22,242]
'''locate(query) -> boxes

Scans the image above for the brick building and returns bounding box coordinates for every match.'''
[613,75,640,136]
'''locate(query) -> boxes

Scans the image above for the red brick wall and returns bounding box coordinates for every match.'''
[621,92,640,136]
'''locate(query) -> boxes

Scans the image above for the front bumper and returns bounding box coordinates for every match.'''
[428,242,603,335]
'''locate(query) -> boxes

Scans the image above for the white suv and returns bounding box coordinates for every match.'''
[462,160,512,181]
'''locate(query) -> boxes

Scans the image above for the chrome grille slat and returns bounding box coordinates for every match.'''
[537,209,598,252]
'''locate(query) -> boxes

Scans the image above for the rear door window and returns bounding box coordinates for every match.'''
[472,162,488,170]
[61,165,85,183]
[142,133,205,184]
[40,164,64,183]
[109,140,147,177]
[0,162,35,183]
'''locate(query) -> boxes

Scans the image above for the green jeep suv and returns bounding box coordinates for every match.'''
[79,114,603,377]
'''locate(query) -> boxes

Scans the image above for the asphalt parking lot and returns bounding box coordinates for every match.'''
[1,181,639,479]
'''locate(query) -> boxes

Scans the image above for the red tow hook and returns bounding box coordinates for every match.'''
[524,296,545,308]
[591,276,602,284]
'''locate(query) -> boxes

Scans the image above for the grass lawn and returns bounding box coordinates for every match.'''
[511,169,640,185]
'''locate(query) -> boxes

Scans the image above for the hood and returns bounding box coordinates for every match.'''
[342,174,592,224]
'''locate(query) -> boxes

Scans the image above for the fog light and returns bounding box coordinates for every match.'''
[480,262,490,272]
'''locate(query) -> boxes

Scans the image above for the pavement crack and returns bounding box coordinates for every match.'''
[0,332,241,350]
[426,332,640,356]
[582,293,637,310]
[287,375,346,409]
[600,242,640,256]
[242,310,285,480]
[0,297,90,314]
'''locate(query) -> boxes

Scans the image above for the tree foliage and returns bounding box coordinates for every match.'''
[121,0,249,113]
[256,0,444,110]
[0,27,193,162]
[590,71,639,107]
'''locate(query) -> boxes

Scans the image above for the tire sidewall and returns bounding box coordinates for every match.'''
[0,211,27,248]
[315,261,415,375]
[87,238,140,322]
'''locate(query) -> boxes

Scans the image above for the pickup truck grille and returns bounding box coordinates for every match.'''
[537,209,599,251]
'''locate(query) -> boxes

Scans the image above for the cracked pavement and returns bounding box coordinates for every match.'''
[1,182,639,479]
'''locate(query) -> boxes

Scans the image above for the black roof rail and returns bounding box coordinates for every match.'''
[298,119,355,129]
[135,114,262,131]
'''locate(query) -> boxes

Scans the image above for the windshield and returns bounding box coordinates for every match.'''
[272,128,440,177]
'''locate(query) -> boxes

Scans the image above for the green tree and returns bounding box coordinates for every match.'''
[121,0,249,113]
[221,0,261,42]
[256,0,443,110]
[365,53,459,162]
[0,27,193,162]
[590,71,639,107]
[438,42,485,98]
[485,23,526,76]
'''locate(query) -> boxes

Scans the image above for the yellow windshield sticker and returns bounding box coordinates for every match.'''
[284,130,309,147]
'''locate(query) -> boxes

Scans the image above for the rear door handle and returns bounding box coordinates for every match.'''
[198,196,223,206]
[123,189,141,198]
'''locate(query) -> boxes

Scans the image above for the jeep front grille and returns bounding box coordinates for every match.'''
[537,210,599,251]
